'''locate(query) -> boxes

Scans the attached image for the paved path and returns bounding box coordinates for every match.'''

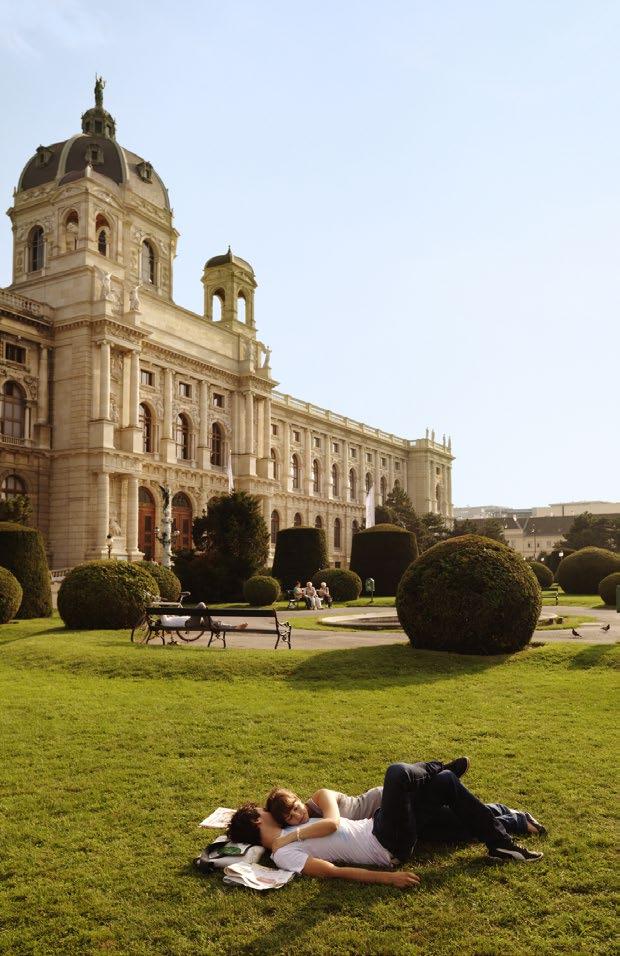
[168,604,618,651]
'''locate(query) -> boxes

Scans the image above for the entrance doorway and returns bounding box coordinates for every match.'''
[138,487,156,559]
[172,492,193,550]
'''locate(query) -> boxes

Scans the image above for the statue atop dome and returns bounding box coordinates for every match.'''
[94,75,105,108]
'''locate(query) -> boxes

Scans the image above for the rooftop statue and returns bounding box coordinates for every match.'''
[94,75,105,108]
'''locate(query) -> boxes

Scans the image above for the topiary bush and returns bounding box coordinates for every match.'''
[243,575,281,606]
[556,547,620,595]
[396,534,542,655]
[0,566,23,624]
[598,572,620,607]
[0,521,52,618]
[140,561,182,601]
[349,524,419,597]
[272,527,328,587]
[528,561,554,589]
[311,567,362,602]
[57,561,159,629]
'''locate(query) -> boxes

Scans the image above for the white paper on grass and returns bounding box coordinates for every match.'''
[223,862,295,890]
[199,807,235,828]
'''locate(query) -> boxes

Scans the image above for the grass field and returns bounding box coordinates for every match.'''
[0,617,617,956]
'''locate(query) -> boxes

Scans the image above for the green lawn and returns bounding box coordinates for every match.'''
[0,617,617,956]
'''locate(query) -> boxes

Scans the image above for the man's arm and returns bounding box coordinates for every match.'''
[271,817,338,851]
[302,856,420,889]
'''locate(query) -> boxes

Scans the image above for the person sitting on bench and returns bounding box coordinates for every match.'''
[317,582,333,608]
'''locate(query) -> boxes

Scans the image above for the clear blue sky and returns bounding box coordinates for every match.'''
[1,0,618,508]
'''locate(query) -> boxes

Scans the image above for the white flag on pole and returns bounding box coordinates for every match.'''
[365,482,375,528]
[227,451,234,493]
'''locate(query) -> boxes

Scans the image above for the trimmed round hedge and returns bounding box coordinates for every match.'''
[396,534,542,655]
[0,522,52,618]
[311,567,362,602]
[58,561,159,629]
[556,547,620,595]
[272,527,328,587]
[140,561,182,601]
[598,572,620,607]
[0,566,23,624]
[528,561,554,588]
[349,524,419,597]
[243,575,281,606]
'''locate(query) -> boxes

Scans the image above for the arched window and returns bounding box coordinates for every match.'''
[315,515,323,530]
[293,512,302,527]
[212,290,224,322]
[1,474,26,499]
[141,240,156,284]
[211,422,223,466]
[138,486,156,559]
[312,459,320,494]
[334,517,341,549]
[292,454,300,490]
[352,519,360,535]
[349,468,357,502]
[365,472,372,495]
[172,492,192,550]
[394,478,400,490]
[175,414,190,460]
[1,382,27,438]
[96,214,110,257]
[139,403,153,453]
[270,509,280,545]
[237,292,246,324]
[380,476,387,505]
[331,463,339,497]
[64,211,79,252]
[28,226,44,272]
[270,448,278,480]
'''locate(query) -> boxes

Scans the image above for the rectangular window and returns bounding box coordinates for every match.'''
[366,452,372,463]
[271,423,278,436]
[350,448,357,459]
[6,344,26,364]
[332,441,339,453]
[313,436,321,449]
[213,392,224,408]
[292,429,301,443]
[179,382,191,398]
[381,457,387,467]
[395,460,400,471]
[334,561,341,569]
[140,369,153,386]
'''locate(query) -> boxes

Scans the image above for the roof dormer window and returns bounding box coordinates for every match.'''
[85,145,103,165]
[35,146,52,168]
[137,161,153,183]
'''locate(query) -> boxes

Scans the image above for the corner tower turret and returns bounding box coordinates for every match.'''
[202,247,257,329]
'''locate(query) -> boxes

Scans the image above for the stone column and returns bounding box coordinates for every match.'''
[304,427,312,495]
[283,422,291,492]
[257,396,272,479]
[342,439,349,502]
[387,454,394,497]
[97,472,110,553]
[37,347,48,423]
[263,397,271,458]
[129,351,140,428]
[126,475,139,557]
[325,433,332,500]
[245,391,254,454]
[198,379,210,469]
[161,368,176,463]
[99,342,111,420]
[447,465,453,519]
[256,398,265,459]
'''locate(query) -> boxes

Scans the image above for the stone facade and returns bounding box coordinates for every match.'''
[0,88,453,570]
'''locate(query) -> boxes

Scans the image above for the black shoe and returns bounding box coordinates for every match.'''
[444,756,470,778]
[488,843,543,863]
[524,812,547,838]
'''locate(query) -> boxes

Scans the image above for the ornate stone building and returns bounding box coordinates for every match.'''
[0,84,453,569]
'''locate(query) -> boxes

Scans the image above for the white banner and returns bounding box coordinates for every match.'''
[365,482,375,528]
[227,452,234,493]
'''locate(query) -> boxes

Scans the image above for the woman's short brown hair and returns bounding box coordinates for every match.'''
[265,787,300,826]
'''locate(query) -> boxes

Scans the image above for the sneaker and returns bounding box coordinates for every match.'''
[524,812,547,838]
[444,756,470,778]
[488,843,543,863]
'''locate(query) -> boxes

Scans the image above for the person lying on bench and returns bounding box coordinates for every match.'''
[186,603,247,631]
[226,758,544,889]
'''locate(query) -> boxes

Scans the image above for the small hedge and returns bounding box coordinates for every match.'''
[556,547,620,595]
[272,527,328,586]
[0,566,23,624]
[58,561,159,629]
[528,561,554,588]
[140,561,182,601]
[598,572,620,607]
[311,568,362,601]
[396,534,541,655]
[0,521,52,618]
[243,575,281,606]
[349,524,419,597]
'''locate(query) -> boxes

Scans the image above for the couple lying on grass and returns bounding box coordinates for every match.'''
[227,758,545,889]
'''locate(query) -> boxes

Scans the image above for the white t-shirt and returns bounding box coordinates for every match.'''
[271,817,392,873]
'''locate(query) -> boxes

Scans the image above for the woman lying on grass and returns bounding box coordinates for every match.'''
[227,757,545,889]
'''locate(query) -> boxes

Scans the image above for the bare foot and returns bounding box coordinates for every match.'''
[238,622,248,630]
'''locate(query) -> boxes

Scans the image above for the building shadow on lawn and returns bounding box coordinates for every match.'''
[287,643,511,691]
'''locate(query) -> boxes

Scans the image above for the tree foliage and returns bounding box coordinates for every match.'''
[450,518,507,544]
[0,495,32,524]
[560,512,620,553]
[350,523,419,596]
[0,522,52,618]
[272,527,328,587]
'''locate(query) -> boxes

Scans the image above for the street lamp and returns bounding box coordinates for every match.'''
[154,524,180,566]
[106,533,113,559]
[530,524,537,559]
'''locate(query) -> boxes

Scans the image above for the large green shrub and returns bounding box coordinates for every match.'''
[311,567,362,601]
[349,524,419,597]
[556,547,620,595]
[57,561,159,629]
[243,575,280,606]
[272,527,328,586]
[528,561,554,589]
[598,572,620,607]
[0,566,23,624]
[396,534,541,655]
[200,492,270,601]
[140,561,182,601]
[0,522,52,618]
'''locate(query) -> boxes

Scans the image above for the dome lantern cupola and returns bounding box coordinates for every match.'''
[80,75,116,140]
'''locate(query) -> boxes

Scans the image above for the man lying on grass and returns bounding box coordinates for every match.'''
[227,758,544,888]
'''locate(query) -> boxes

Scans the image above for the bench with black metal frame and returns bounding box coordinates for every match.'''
[130,594,206,645]
[207,607,293,650]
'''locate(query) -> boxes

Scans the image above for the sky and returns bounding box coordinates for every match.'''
[0,0,618,509]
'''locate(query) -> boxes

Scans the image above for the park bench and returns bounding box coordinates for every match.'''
[131,604,292,650]
[205,607,293,650]
[542,584,560,606]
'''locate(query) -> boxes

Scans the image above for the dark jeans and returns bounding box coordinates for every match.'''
[420,802,529,843]
[372,763,512,862]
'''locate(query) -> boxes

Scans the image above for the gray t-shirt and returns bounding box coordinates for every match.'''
[271,817,392,873]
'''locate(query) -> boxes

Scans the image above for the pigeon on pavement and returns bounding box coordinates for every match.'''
[571,628,581,637]
[601,624,611,632]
